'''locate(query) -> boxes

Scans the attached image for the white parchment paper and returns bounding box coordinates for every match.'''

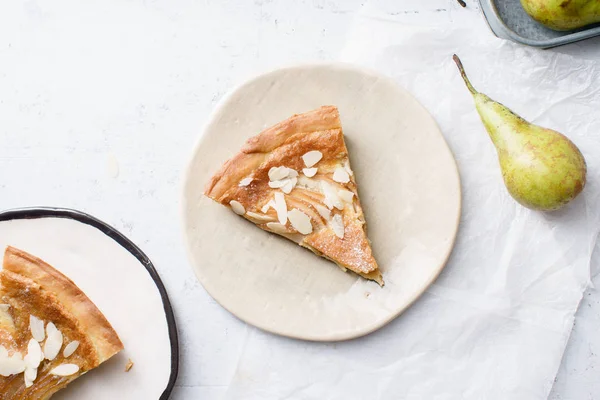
[224,5,600,399]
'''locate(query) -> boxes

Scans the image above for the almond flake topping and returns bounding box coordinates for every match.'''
[63,341,80,358]
[281,177,298,194]
[332,167,350,183]
[268,179,289,189]
[288,209,313,235]
[24,366,37,387]
[268,166,291,181]
[239,177,253,187]
[0,354,26,377]
[24,339,43,369]
[302,168,318,178]
[44,322,63,361]
[331,214,345,239]
[261,201,273,213]
[50,364,80,377]
[266,222,288,234]
[338,189,354,203]
[25,367,37,381]
[30,315,45,342]
[269,167,299,194]
[315,205,331,221]
[273,192,288,225]
[246,211,277,223]
[321,181,344,210]
[0,346,7,359]
[229,200,246,215]
[302,151,323,168]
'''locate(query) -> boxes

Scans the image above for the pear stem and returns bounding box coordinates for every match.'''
[452,54,478,95]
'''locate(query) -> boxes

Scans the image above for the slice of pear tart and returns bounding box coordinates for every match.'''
[205,105,383,285]
[0,246,123,399]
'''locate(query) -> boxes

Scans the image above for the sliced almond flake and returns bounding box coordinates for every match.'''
[268,178,289,189]
[281,177,297,194]
[239,177,253,187]
[24,366,37,382]
[25,375,34,388]
[331,214,345,239]
[321,181,344,210]
[315,205,331,221]
[266,222,288,234]
[343,160,354,176]
[46,321,58,336]
[50,364,79,377]
[0,346,8,359]
[245,212,276,223]
[287,169,299,178]
[288,209,313,235]
[24,339,43,369]
[260,201,273,213]
[12,352,22,361]
[30,315,45,342]
[302,151,323,168]
[229,200,246,215]
[338,189,354,203]
[63,341,80,358]
[332,167,350,183]
[268,166,290,182]
[0,355,26,377]
[44,323,63,361]
[273,192,288,225]
[302,168,317,178]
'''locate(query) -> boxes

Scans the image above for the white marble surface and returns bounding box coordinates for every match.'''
[0,1,599,399]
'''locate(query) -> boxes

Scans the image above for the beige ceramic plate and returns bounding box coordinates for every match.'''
[183,64,461,341]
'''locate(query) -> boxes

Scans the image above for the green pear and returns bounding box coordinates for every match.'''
[521,0,600,31]
[453,55,587,211]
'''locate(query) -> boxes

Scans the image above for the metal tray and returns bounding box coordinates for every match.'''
[479,0,600,48]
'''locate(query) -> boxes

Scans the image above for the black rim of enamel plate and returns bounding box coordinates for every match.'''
[0,207,179,399]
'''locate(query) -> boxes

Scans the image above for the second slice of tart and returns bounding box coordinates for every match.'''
[0,246,124,399]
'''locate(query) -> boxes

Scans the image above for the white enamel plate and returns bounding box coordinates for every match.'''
[0,208,178,399]
[183,64,461,341]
